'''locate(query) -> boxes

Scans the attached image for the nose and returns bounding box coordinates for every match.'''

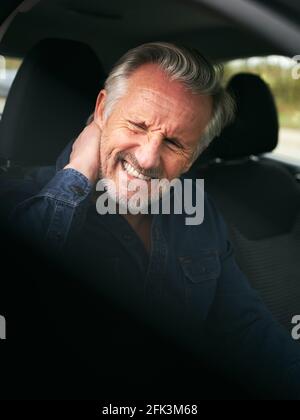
[134,134,162,170]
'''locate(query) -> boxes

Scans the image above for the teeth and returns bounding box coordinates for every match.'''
[123,161,150,181]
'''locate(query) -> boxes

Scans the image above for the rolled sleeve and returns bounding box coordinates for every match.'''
[10,168,93,251]
[37,168,93,205]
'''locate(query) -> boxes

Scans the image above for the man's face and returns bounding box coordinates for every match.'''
[94,63,212,208]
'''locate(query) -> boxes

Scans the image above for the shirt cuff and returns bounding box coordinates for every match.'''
[36,168,93,206]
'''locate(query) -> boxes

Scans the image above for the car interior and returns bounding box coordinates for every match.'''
[0,0,299,400]
[194,72,300,331]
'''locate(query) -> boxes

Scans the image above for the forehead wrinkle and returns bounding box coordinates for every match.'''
[135,88,177,119]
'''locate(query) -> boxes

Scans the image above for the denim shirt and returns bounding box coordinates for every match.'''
[3,143,300,400]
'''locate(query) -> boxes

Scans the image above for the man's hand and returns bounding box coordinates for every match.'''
[64,120,102,183]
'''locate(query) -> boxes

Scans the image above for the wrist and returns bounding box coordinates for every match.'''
[64,162,98,183]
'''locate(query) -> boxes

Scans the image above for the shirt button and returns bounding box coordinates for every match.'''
[70,185,85,196]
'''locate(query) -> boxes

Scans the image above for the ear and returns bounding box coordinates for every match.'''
[94,89,107,129]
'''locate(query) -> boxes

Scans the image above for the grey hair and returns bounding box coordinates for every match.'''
[89,42,235,160]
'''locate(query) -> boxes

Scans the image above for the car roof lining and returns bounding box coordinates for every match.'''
[253,0,300,26]
[0,0,292,68]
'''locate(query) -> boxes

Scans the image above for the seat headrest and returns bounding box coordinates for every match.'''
[0,38,105,166]
[201,73,279,161]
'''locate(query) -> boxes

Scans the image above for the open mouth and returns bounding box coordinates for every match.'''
[121,159,151,181]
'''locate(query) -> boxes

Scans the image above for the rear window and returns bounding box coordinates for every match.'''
[0,55,22,118]
[223,56,300,165]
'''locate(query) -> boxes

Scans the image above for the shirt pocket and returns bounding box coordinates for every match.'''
[179,249,221,283]
[178,249,220,323]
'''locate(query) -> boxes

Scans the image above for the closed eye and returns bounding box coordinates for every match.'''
[165,138,183,149]
[128,120,147,131]
[127,119,183,149]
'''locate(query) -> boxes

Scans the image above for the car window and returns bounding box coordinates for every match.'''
[223,56,300,165]
[0,55,22,119]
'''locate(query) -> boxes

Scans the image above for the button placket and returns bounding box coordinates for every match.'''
[144,217,168,310]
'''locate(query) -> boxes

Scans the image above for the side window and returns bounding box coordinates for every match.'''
[223,56,300,165]
[0,55,22,119]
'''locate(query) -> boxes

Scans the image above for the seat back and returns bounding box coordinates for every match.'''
[0,38,105,167]
[195,73,300,330]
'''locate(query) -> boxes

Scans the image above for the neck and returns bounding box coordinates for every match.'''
[122,213,153,254]
[122,212,149,230]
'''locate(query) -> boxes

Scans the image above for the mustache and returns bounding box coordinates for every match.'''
[116,151,163,179]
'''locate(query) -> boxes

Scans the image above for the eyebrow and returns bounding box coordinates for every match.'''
[127,119,185,147]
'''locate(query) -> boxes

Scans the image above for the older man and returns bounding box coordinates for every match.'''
[4,42,300,399]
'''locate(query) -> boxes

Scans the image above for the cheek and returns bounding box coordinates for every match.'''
[100,128,138,176]
[102,128,136,157]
